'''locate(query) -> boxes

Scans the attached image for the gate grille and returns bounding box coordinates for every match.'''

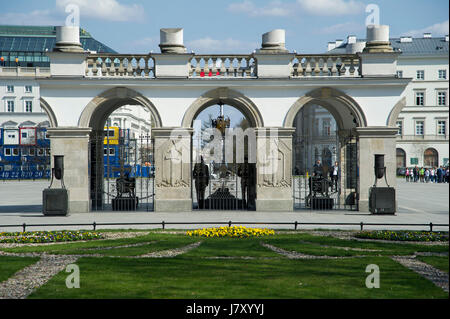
[89,128,154,212]
[292,133,359,211]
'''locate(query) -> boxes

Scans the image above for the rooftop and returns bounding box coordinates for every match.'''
[0,25,116,67]
[328,36,449,56]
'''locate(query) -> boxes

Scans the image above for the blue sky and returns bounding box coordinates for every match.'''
[0,0,448,53]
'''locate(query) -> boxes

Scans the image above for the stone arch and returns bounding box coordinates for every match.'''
[283,87,367,130]
[78,87,162,130]
[424,148,439,167]
[40,98,58,127]
[387,97,407,127]
[181,87,264,128]
[396,147,406,168]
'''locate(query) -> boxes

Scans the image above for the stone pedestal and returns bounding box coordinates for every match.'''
[255,127,295,211]
[46,127,91,213]
[153,127,193,212]
[356,127,398,212]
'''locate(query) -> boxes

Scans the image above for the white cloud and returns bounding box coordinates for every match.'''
[402,20,449,37]
[56,0,145,22]
[297,0,365,16]
[228,0,364,17]
[187,37,258,54]
[0,9,63,26]
[227,1,296,17]
[0,0,146,25]
[319,22,364,34]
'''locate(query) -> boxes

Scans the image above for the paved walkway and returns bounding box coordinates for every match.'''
[0,179,448,232]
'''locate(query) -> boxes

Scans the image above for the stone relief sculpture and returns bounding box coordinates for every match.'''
[257,138,291,188]
[156,138,190,188]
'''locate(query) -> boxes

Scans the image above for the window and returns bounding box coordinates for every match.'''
[12,149,19,156]
[437,91,447,106]
[396,121,403,135]
[25,85,32,93]
[415,92,425,106]
[396,70,403,78]
[416,70,424,80]
[322,119,331,136]
[22,132,28,139]
[6,85,14,93]
[438,70,447,79]
[437,121,446,135]
[37,148,44,156]
[5,149,12,156]
[25,101,33,112]
[415,121,424,135]
[29,148,35,156]
[7,100,15,112]
[104,129,115,137]
[103,148,115,156]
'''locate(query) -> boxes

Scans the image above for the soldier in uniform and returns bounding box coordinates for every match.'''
[237,157,256,210]
[193,156,209,209]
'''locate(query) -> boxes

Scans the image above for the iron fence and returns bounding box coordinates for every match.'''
[0,221,447,233]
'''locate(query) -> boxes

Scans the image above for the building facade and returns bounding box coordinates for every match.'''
[327,33,449,169]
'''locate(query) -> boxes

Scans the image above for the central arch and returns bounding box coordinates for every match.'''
[182,87,264,128]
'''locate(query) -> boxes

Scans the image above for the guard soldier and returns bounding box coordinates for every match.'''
[237,157,256,210]
[193,156,209,209]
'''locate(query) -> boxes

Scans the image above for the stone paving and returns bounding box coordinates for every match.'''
[0,179,448,232]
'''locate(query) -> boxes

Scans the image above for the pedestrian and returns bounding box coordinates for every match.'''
[437,166,443,183]
[445,166,450,184]
[419,167,425,182]
[405,167,410,182]
[425,168,430,183]
[413,166,419,182]
[330,161,339,191]
[430,167,435,183]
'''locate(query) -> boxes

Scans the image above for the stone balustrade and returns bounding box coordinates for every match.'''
[189,55,256,78]
[0,66,50,77]
[83,53,362,79]
[291,54,361,77]
[85,54,155,78]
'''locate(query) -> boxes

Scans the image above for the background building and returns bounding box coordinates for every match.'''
[327,33,449,169]
[0,26,153,179]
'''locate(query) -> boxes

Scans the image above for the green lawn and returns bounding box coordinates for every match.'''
[417,256,449,273]
[29,256,447,299]
[0,256,39,282]
[0,230,448,299]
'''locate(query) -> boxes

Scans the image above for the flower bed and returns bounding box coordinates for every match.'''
[187,226,275,238]
[354,230,448,242]
[0,230,105,244]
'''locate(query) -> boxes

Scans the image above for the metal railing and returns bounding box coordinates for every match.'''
[1,221,448,232]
